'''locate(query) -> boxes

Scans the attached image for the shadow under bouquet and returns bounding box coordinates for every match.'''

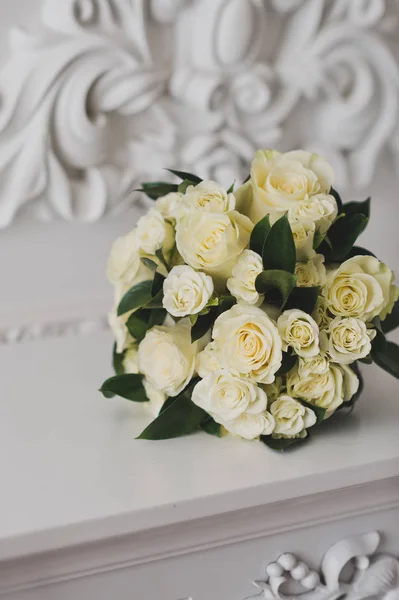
[100,149,399,450]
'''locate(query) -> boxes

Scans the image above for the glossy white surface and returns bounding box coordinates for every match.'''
[0,332,399,561]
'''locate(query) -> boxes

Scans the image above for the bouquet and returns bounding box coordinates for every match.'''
[100,149,399,450]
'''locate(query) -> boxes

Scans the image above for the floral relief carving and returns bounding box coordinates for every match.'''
[246,532,399,600]
[0,0,398,226]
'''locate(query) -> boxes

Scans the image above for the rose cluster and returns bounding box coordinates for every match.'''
[100,150,399,450]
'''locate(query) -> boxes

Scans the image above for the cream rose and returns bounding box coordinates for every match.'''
[106,229,140,286]
[321,317,375,364]
[138,321,197,396]
[227,249,264,305]
[195,342,221,378]
[155,191,183,217]
[322,256,396,321]
[287,363,359,413]
[295,254,326,287]
[248,149,334,224]
[212,304,282,384]
[162,266,214,317]
[298,351,330,378]
[192,370,275,440]
[175,180,236,217]
[290,219,316,261]
[288,193,337,234]
[262,376,284,402]
[175,209,252,285]
[136,208,174,255]
[312,296,333,329]
[270,395,317,437]
[277,309,319,358]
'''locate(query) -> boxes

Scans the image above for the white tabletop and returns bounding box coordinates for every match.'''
[1,331,399,561]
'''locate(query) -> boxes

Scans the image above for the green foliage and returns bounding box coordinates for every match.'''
[381,300,399,334]
[178,179,193,194]
[126,308,166,342]
[262,213,296,273]
[137,379,207,439]
[285,286,319,315]
[343,197,370,219]
[372,341,399,379]
[249,214,271,256]
[319,213,369,262]
[137,182,178,199]
[255,270,297,307]
[117,280,153,316]
[100,374,148,402]
[165,169,202,184]
[191,296,235,342]
[330,186,343,212]
[201,417,221,437]
[261,434,309,451]
[276,351,297,376]
[112,343,125,375]
[299,400,327,424]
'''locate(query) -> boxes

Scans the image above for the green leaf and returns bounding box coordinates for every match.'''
[138,182,178,200]
[165,169,202,184]
[255,270,297,307]
[178,179,193,194]
[359,355,373,365]
[250,214,271,256]
[330,186,343,213]
[140,257,158,271]
[159,395,177,414]
[100,374,148,402]
[319,213,369,262]
[126,308,166,342]
[137,379,206,439]
[372,341,399,379]
[262,213,296,273]
[299,400,326,424]
[191,295,235,342]
[345,246,376,259]
[371,316,387,355]
[276,351,297,376]
[285,286,320,315]
[343,197,370,219]
[313,230,326,250]
[381,299,399,334]
[201,417,221,437]
[155,248,170,272]
[117,280,153,316]
[152,270,166,296]
[260,434,309,452]
[226,181,235,193]
[243,173,250,183]
[112,343,125,375]
[145,289,164,309]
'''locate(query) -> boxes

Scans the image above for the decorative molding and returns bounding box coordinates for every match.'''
[0,315,108,345]
[247,531,399,600]
[0,0,398,227]
[1,477,399,595]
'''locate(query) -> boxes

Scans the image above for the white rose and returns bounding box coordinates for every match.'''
[248,149,334,224]
[138,321,197,396]
[212,304,282,384]
[136,208,174,255]
[277,309,319,358]
[155,192,183,217]
[290,219,316,261]
[106,229,140,286]
[295,254,326,287]
[312,296,333,329]
[192,370,275,440]
[321,317,375,364]
[228,412,275,440]
[270,395,317,437]
[322,256,396,321]
[227,249,264,305]
[108,283,135,353]
[175,209,252,285]
[162,265,214,317]
[195,342,221,378]
[123,346,139,374]
[340,363,360,402]
[288,193,338,234]
[173,180,236,218]
[143,379,166,417]
[287,363,359,414]
[298,351,330,378]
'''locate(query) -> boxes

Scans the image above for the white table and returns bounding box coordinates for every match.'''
[1,332,399,599]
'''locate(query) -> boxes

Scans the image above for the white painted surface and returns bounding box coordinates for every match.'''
[0,331,398,562]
